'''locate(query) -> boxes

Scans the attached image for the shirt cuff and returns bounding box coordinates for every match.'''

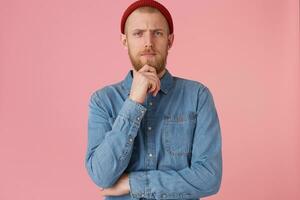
[118,98,147,125]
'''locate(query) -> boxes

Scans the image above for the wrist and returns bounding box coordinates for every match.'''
[129,95,143,104]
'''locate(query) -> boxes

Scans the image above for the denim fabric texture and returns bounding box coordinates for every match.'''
[85,69,222,200]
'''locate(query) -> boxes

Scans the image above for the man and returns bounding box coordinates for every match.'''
[85,0,222,199]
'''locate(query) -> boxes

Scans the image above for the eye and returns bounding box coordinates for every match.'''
[154,31,163,36]
[133,32,142,37]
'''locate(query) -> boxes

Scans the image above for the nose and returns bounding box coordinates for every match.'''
[144,32,153,48]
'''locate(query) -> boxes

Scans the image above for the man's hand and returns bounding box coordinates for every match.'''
[129,65,161,104]
[99,173,130,196]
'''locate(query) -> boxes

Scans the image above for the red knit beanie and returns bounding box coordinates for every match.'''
[121,0,174,34]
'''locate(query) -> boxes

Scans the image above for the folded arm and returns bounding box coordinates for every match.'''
[85,91,146,188]
[129,87,223,199]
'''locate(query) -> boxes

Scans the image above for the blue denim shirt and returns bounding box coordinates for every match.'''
[85,69,222,200]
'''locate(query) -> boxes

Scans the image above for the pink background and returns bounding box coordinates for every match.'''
[0,0,299,199]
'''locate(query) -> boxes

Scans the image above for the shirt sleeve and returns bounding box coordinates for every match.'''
[85,91,147,188]
[129,86,223,199]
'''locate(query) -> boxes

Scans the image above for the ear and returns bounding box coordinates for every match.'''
[167,33,174,50]
[120,34,128,50]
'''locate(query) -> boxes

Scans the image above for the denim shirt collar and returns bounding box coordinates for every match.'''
[122,68,174,95]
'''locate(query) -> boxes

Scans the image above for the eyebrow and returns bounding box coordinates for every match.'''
[132,28,165,32]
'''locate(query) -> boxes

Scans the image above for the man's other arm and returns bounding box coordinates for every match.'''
[85,91,146,188]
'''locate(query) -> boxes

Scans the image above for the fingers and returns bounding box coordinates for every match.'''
[149,80,160,96]
[139,65,157,74]
[147,79,157,93]
[99,188,109,196]
[142,71,160,95]
[134,65,160,96]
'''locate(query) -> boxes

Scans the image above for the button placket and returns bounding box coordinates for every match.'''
[145,97,156,169]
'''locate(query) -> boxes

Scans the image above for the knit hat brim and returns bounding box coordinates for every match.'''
[120,0,173,34]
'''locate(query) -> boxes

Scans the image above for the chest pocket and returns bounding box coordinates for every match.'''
[162,112,197,156]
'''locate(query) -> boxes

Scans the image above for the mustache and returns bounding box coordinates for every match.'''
[140,50,157,55]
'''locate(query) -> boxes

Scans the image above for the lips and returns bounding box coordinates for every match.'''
[141,53,156,56]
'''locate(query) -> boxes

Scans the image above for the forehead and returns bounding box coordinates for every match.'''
[125,9,169,31]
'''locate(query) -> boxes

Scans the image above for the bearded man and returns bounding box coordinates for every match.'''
[85,1,223,199]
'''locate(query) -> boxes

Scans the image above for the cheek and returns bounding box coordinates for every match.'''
[155,41,168,51]
[128,46,139,56]
[156,47,168,57]
[129,46,143,56]
[128,38,144,47]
